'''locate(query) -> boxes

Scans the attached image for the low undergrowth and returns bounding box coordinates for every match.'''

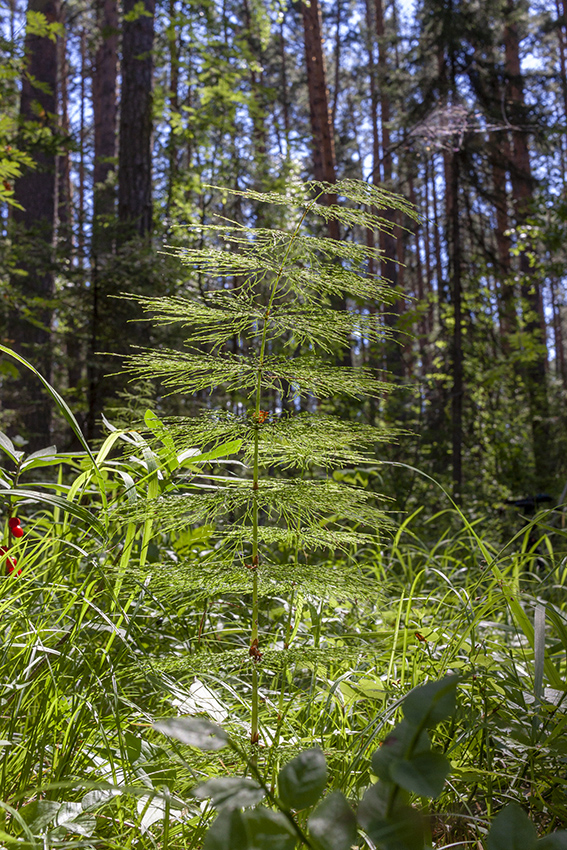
[0,431,566,848]
[1,181,566,848]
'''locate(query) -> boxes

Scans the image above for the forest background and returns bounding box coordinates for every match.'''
[2,0,567,846]
[0,0,566,518]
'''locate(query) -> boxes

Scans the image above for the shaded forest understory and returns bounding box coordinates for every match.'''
[1,0,567,848]
[1,0,567,509]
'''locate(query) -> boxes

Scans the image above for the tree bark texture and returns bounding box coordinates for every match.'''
[118,0,155,237]
[93,0,118,245]
[449,149,463,504]
[301,0,339,241]
[7,0,60,447]
[504,0,551,489]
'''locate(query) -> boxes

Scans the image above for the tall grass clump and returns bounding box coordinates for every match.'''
[117,180,417,754]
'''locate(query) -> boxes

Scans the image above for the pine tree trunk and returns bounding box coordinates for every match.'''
[491,139,515,342]
[57,23,82,414]
[7,0,60,448]
[88,0,118,439]
[92,0,118,250]
[374,0,404,380]
[449,149,463,503]
[165,0,179,218]
[118,0,155,237]
[301,0,339,241]
[504,0,551,488]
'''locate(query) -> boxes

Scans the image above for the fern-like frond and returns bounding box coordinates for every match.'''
[126,558,377,601]
[123,350,394,399]
[146,645,370,677]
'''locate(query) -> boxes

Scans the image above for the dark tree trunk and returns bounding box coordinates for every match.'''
[374,0,403,381]
[88,0,118,439]
[57,23,82,410]
[165,0,179,218]
[7,0,60,448]
[118,0,155,237]
[301,0,339,241]
[449,149,463,503]
[490,139,515,343]
[504,0,551,488]
[92,0,118,250]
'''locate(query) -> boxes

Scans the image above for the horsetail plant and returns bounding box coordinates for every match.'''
[118,180,418,754]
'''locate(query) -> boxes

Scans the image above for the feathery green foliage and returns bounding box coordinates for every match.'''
[118,180,418,749]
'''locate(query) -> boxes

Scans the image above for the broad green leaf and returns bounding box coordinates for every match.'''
[113,468,138,503]
[403,676,459,729]
[194,777,265,810]
[153,717,228,751]
[180,438,243,467]
[487,804,537,850]
[144,409,178,472]
[0,431,23,464]
[203,808,249,850]
[539,833,567,849]
[243,807,296,850]
[308,791,357,850]
[371,721,430,781]
[362,805,424,850]
[278,748,328,811]
[389,751,451,799]
[19,800,61,831]
[357,782,410,828]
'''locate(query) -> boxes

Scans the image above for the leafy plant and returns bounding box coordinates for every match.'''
[117,179,417,749]
[154,674,567,849]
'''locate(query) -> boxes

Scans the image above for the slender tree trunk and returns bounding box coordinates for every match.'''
[88,0,118,439]
[331,0,341,128]
[556,0,567,182]
[504,0,551,487]
[449,149,463,503]
[118,0,155,237]
[551,277,567,390]
[279,18,290,154]
[92,0,118,248]
[491,139,515,342]
[7,0,60,448]
[165,0,179,218]
[57,24,82,408]
[301,0,339,241]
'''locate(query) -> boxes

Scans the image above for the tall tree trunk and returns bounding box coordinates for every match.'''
[165,0,179,218]
[301,0,339,241]
[7,0,60,448]
[551,277,567,390]
[88,0,118,439]
[504,0,551,488]
[490,138,515,342]
[374,0,404,380]
[92,0,118,252]
[555,0,567,184]
[118,0,155,237]
[57,23,82,411]
[449,149,463,503]
[279,18,290,155]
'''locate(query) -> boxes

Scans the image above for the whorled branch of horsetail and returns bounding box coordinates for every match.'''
[248,195,322,750]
